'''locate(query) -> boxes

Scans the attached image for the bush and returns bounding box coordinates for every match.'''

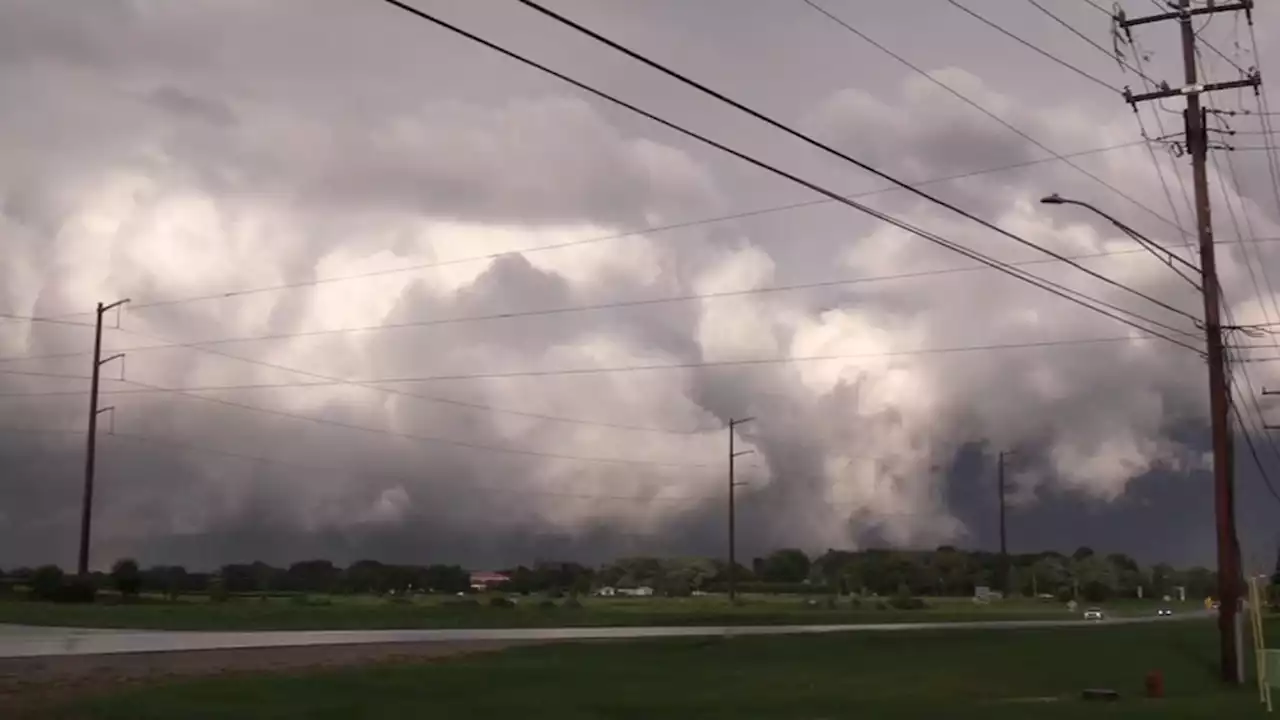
[874,599,891,611]
[562,596,584,610]
[36,574,96,604]
[29,565,65,600]
[537,599,557,610]
[111,558,142,598]
[489,596,516,608]
[849,597,863,609]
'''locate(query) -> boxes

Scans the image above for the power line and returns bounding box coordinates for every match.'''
[0,313,94,329]
[0,368,92,381]
[1245,20,1280,225]
[82,325,710,436]
[0,140,1146,323]
[800,1,1192,247]
[1225,338,1280,504]
[106,432,720,503]
[113,376,718,470]
[509,0,1200,327]
[0,242,1211,367]
[1228,383,1280,505]
[1023,0,1159,85]
[945,0,1122,93]
[1129,32,1197,255]
[0,336,1164,397]
[70,336,1175,388]
[0,427,82,436]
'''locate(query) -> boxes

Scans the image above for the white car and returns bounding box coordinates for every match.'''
[1083,607,1105,621]
[1157,608,1173,617]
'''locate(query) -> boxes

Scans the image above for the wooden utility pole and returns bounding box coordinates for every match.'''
[76,299,129,577]
[727,417,754,602]
[1119,0,1258,685]
[998,450,1009,597]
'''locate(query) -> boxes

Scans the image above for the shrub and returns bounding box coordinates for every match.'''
[29,565,65,601]
[111,558,142,598]
[874,599,891,611]
[489,596,516,608]
[849,597,863,609]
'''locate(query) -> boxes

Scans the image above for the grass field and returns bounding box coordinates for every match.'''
[55,619,1272,719]
[0,592,1178,631]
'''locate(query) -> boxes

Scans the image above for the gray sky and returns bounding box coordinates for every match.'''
[2,0,1279,571]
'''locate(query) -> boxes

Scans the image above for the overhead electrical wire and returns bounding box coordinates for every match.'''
[944,0,1122,93]
[801,0,1197,253]
[373,1,1202,356]
[0,337,1165,397]
[112,375,717,470]
[0,368,92,381]
[0,241,1212,367]
[72,325,712,436]
[1023,0,1160,85]
[508,0,1201,327]
[1227,375,1280,505]
[106,432,721,503]
[41,336,1169,390]
[1245,21,1280,229]
[0,139,1151,324]
[0,313,94,329]
[1224,320,1280,505]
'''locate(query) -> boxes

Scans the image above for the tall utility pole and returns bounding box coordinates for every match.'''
[77,299,129,577]
[1119,0,1259,685]
[727,417,754,602]
[998,450,1009,597]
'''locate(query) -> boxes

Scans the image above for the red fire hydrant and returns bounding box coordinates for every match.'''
[1145,670,1165,699]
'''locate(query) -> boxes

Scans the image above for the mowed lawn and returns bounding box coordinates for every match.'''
[58,620,1272,719]
[0,593,1169,631]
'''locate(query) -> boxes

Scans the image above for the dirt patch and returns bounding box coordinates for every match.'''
[0,640,526,717]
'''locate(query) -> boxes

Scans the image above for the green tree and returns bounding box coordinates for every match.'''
[760,549,811,583]
[110,558,142,598]
[29,565,64,600]
[286,559,340,593]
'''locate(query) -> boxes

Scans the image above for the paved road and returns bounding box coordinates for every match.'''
[0,612,1211,659]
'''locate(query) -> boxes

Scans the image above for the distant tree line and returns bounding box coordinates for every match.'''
[0,545,1260,604]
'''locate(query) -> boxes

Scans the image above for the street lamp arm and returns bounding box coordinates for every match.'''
[1040,194,1203,290]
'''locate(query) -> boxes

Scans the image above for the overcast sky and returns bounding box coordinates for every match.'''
[2,0,1279,572]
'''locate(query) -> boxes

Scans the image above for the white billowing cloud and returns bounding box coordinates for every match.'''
[3,0,1279,568]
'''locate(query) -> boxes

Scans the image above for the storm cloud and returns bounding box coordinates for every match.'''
[2,0,1279,571]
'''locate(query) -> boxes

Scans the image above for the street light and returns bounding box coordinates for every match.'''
[1039,193,1201,290]
[1043,188,1241,684]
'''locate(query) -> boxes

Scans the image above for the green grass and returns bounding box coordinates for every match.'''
[0,593,1171,631]
[59,619,1272,719]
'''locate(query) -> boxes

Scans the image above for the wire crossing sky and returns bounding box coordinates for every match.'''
[1,0,1279,571]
